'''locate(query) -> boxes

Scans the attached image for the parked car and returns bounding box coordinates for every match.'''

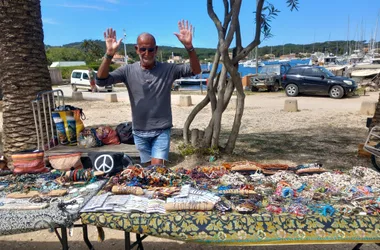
[70,69,113,92]
[282,65,357,99]
[250,63,291,92]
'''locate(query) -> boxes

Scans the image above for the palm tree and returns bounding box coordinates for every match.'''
[0,0,52,160]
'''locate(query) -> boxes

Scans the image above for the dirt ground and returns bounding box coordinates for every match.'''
[0,88,379,249]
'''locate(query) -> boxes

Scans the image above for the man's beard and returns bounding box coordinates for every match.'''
[140,55,155,66]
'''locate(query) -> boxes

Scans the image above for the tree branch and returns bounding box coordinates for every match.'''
[232,0,265,64]
[207,49,221,112]
[207,0,225,40]
[211,64,228,147]
[222,0,233,31]
[225,0,242,47]
[183,95,210,143]
[235,19,243,53]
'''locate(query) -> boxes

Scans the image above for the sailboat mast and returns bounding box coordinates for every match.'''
[373,10,379,55]
[347,15,350,55]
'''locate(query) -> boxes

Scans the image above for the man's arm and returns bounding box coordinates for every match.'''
[97,28,122,79]
[174,20,201,75]
[186,46,201,75]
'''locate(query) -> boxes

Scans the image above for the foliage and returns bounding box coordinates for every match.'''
[46,40,218,62]
[286,0,299,10]
[56,64,122,79]
[178,143,220,157]
[257,3,280,39]
[45,47,85,65]
[81,39,104,63]
[45,39,374,64]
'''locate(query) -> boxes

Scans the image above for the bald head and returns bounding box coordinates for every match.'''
[136,33,156,46]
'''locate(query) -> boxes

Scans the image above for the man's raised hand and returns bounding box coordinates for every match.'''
[174,20,193,50]
[104,28,122,56]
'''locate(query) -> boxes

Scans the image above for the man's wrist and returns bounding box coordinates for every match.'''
[186,46,195,52]
[104,53,114,60]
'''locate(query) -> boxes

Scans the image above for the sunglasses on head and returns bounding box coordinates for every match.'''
[139,47,155,52]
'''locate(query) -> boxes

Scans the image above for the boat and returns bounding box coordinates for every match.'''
[174,76,207,86]
[242,59,265,68]
[278,59,290,63]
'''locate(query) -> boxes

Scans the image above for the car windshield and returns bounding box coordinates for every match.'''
[260,65,279,74]
[319,67,335,77]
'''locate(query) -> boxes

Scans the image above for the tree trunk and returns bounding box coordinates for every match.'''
[183,95,210,143]
[0,0,52,160]
[211,65,228,147]
[225,71,245,153]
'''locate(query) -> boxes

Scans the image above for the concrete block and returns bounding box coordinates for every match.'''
[229,96,237,109]
[179,95,192,107]
[284,99,298,112]
[72,91,83,101]
[360,101,377,115]
[105,94,118,102]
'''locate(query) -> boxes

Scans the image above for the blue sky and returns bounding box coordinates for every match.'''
[41,0,380,49]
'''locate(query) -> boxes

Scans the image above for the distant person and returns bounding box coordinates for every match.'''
[88,68,97,92]
[96,20,201,166]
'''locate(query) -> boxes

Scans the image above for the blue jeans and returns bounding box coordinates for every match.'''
[133,128,171,163]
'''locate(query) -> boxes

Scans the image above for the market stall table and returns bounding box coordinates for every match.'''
[76,164,380,250]
[0,176,107,250]
[80,211,380,250]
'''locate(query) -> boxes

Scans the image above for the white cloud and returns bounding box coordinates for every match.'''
[42,18,58,25]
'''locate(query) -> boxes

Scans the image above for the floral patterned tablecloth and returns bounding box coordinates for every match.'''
[81,211,380,245]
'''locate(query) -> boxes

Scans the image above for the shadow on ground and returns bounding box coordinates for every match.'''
[171,126,372,170]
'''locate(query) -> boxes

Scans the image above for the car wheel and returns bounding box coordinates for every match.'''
[329,85,344,99]
[107,89,113,92]
[371,143,380,172]
[71,85,78,92]
[271,82,280,92]
[285,84,298,97]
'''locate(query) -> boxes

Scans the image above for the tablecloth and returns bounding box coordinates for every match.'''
[0,180,106,236]
[81,211,380,245]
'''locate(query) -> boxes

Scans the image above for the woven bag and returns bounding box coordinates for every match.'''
[48,153,83,171]
[12,150,49,174]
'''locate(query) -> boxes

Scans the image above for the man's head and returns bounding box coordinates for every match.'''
[135,33,157,69]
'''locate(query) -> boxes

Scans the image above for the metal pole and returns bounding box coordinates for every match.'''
[123,29,128,64]
[200,71,203,94]
[255,47,258,74]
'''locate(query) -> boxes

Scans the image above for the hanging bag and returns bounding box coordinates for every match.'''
[116,122,134,144]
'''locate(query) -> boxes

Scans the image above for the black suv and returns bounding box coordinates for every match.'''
[282,65,357,99]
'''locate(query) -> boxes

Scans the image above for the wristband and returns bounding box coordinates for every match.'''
[104,53,114,60]
[186,47,195,52]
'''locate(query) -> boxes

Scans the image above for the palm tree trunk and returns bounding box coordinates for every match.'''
[0,0,52,160]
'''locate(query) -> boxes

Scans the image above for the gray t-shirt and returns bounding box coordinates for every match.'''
[96,62,193,131]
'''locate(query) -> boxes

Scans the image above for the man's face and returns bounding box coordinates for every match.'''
[135,36,157,68]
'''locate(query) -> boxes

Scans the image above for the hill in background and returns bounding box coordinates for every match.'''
[46,39,377,62]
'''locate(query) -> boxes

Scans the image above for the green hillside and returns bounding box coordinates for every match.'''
[46,39,379,64]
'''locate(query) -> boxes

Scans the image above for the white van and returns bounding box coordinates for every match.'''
[70,69,113,92]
